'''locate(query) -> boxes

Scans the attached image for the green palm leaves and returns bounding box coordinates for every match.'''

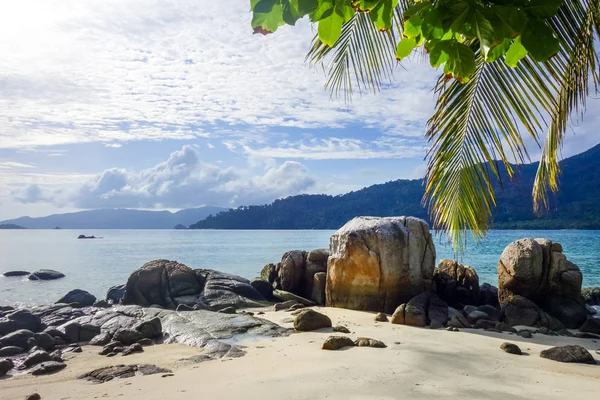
[250,0,600,252]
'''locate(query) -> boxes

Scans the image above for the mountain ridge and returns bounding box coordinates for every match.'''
[0,207,227,229]
[190,143,600,230]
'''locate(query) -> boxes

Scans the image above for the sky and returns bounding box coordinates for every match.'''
[1,0,600,220]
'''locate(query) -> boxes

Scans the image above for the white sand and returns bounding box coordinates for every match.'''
[1,307,599,400]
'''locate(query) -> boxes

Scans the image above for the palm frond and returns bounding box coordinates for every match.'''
[533,0,600,210]
[306,2,412,100]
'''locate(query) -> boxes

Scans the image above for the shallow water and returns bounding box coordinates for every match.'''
[0,229,599,306]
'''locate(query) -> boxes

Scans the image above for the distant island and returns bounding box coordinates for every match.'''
[190,143,600,230]
[0,206,226,229]
[0,224,26,229]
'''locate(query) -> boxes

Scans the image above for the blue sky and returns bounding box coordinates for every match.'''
[1,0,600,220]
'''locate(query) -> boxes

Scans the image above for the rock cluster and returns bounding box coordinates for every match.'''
[122,260,267,311]
[498,238,587,328]
[260,249,329,305]
[326,216,436,314]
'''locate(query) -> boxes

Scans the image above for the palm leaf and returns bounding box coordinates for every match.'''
[306,2,412,100]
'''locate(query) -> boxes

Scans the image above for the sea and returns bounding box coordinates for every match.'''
[1,229,599,307]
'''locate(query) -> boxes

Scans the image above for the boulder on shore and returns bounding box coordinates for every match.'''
[122,260,266,310]
[106,284,126,304]
[56,289,97,308]
[326,216,435,314]
[498,239,586,328]
[539,345,596,364]
[502,296,564,330]
[392,292,448,328]
[28,269,65,281]
[294,309,332,332]
[0,309,43,336]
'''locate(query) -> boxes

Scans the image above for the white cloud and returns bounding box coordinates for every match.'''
[0,162,36,169]
[0,0,438,151]
[105,143,122,148]
[12,145,315,209]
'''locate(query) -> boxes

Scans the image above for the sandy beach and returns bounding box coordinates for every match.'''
[1,306,598,400]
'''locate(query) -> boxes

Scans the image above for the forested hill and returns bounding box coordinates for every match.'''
[190,143,600,230]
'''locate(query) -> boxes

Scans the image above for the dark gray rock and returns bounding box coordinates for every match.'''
[273,300,299,311]
[28,269,65,280]
[90,332,112,346]
[250,278,274,300]
[137,338,154,346]
[579,318,600,335]
[33,332,55,351]
[0,358,14,377]
[65,344,82,353]
[474,319,497,330]
[93,300,110,308]
[2,271,29,277]
[218,307,237,314]
[272,289,315,306]
[500,342,522,355]
[543,296,587,329]
[80,324,101,342]
[78,364,171,383]
[135,317,162,339]
[106,284,126,304]
[29,361,66,375]
[50,350,63,362]
[62,322,81,343]
[467,310,490,325]
[495,322,517,333]
[322,336,354,350]
[25,394,41,400]
[294,310,332,332]
[23,350,51,368]
[43,327,69,342]
[479,283,500,308]
[0,346,24,357]
[114,329,144,346]
[540,345,596,364]
[447,313,471,329]
[0,329,35,348]
[502,296,565,330]
[56,289,96,308]
[0,309,42,336]
[517,330,533,339]
[34,304,86,327]
[122,343,143,356]
[477,305,501,322]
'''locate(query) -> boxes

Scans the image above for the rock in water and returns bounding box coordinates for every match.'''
[498,239,586,328]
[500,342,522,355]
[322,336,355,350]
[327,216,436,313]
[2,271,30,277]
[106,284,126,304]
[540,345,596,364]
[28,270,65,280]
[294,309,332,332]
[56,289,96,308]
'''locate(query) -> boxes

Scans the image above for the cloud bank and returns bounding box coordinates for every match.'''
[12,145,315,209]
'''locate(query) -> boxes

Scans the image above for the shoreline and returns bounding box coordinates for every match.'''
[1,306,598,400]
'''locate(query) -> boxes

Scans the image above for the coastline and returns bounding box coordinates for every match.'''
[1,306,598,400]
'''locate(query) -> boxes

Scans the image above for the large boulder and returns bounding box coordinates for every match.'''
[579,318,600,335]
[123,260,200,308]
[122,260,266,310]
[0,329,35,348]
[498,239,586,328]
[0,310,42,336]
[433,259,480,308]
[311,272,327,305]
[28,270,65,280]
[56,289,97,308]
[326,216,436,313]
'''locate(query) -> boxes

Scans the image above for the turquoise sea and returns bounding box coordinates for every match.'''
[0,229,599,306]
